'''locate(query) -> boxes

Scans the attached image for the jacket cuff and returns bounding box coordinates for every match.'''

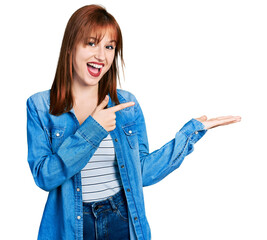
[76,115,109,148]
[179,118,207,144]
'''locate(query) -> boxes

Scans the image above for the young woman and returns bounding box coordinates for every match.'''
[26,4,241,240]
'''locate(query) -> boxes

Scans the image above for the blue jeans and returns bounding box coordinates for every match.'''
[83,189,130,240]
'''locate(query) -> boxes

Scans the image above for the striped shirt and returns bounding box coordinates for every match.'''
[81,133,123,203]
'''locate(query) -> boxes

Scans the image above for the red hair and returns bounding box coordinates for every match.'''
[49,4,124,115]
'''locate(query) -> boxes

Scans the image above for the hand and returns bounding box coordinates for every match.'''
[194,115,242,130]
[91,95,135,132]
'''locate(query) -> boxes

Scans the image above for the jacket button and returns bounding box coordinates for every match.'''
[56,132,60,137]
[195,131,198,134]
[115,138,118,142]
[76,188,80,192]
[134,217,138,221]
[127,189,130,192]
[128,130,132,134]
[77,216,81,220]
[121,165,125,168]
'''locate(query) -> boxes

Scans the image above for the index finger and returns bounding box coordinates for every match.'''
[109,101,135,112]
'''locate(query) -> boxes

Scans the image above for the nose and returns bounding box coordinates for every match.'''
[95,46,105,62]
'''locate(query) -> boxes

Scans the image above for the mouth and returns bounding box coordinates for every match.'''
[87,62,104,77]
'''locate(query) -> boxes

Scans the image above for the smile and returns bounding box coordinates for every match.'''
[87,62,104,77]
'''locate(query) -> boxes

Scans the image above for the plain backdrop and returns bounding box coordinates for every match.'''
[1,0,266,239]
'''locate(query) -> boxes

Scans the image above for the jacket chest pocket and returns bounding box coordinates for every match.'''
[45,127,65,153]
[122,122,138,149]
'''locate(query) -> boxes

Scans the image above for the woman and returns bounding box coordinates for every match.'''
[26,4,241,240]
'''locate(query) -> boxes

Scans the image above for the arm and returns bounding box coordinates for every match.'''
[133,96,207,187]
[26,97,108,192]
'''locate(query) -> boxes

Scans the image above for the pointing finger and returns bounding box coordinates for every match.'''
[109,101,135,112]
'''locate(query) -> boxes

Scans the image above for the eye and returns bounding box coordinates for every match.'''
[106,45,115,50]
[88,42,95,47]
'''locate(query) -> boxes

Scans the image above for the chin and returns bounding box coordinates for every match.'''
[84,76,101,86]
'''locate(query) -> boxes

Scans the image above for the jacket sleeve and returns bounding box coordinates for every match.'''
[132,95,208,187]
[26,97,109,192]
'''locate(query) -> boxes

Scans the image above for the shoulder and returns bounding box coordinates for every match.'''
[116,89,139,104]
[116,89,144,118]
[26,89,50,112]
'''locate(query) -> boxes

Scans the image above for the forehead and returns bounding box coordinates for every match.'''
[86,25,117,42]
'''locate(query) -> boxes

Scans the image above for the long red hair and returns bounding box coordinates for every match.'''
[49,4,124,115]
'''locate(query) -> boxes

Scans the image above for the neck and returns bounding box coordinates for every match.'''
[71,81,99,106]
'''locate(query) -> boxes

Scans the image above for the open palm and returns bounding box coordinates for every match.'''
[194,115,241,130]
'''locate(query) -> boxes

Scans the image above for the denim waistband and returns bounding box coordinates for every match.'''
[82,189,127,216]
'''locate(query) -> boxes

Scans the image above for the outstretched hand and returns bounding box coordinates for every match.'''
[91,95,135,132]
[194,115,241,130]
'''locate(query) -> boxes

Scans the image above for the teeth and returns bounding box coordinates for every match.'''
[87,63,103,68]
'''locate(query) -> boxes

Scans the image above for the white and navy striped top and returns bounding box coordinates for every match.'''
[81,133,123,203]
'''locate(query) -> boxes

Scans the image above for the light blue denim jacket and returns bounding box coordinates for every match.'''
[26,89,207,240]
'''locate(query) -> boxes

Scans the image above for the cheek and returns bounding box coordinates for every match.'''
[72,59,78,75]
[72,55,85,74]
[107,54,115,68]
[72,59,81,76]
[72,52,79,72]
[72,48,88,70]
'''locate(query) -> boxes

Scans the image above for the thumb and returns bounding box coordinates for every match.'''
[195,115,207,122]
[96,95,109,111]
[200,115,207,121]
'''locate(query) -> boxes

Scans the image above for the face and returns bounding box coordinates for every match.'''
[72,29,116,87]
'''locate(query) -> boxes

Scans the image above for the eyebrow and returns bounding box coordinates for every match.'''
[89,37,117,44]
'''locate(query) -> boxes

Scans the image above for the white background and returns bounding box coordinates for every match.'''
[1,0,266,239]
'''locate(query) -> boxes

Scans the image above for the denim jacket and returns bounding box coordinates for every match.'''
[26,89,207,240]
